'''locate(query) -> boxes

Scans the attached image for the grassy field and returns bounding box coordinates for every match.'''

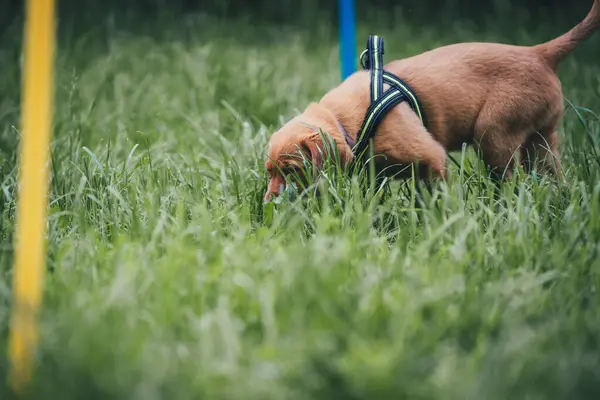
[1,7,600,399]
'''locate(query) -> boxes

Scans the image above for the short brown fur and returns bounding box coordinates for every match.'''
[264,0,600,202]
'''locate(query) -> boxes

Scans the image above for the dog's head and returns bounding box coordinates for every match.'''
[264,103,354,202]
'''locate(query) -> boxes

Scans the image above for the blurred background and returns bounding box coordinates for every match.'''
[0,0,596,25]
[1,0,597,43]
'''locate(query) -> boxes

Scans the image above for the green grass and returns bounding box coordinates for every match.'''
[1,8,600,399]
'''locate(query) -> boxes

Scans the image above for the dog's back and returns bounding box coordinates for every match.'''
[382,43,561,150]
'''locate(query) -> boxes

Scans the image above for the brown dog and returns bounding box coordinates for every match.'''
[264,0,600,202]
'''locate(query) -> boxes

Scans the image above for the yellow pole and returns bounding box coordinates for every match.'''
[8,0,56,394]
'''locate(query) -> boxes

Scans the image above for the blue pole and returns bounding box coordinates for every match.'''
[339,0,356,81]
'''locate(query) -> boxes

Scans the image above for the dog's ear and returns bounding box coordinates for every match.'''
[300,132,354,170]
[300,135,324,170]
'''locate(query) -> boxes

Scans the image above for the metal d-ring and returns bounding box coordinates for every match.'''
[359,49,368,69]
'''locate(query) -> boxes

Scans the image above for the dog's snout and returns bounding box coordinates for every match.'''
[264,189,279,203]
[264,175,286,203]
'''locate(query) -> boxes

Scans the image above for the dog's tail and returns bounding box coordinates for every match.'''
[533,0,600,70]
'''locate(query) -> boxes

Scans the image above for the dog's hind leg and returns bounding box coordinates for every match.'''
[473,97,537,180]
[522,130,564,182]
[473,126,528,180]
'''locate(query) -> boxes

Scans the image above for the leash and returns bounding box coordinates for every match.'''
[349,35,426,164]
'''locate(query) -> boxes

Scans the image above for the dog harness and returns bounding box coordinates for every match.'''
[348,35,426,162]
